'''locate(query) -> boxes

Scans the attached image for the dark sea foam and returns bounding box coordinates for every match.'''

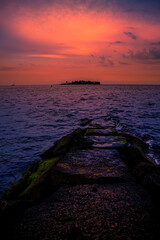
[0,84,160,196]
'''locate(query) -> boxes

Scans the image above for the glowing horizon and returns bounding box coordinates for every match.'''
[0,0,160,85]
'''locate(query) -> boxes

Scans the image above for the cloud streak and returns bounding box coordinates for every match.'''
[90,54,114,67]
[109,41,124,45]
[0,66,17,71]
[123,48,160,62]
[151,41,160,46]
[123,32,137,40]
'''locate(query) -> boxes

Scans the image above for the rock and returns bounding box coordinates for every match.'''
[143,172,160,212]
[3,157,59,200]
[120,133,151,167]
[85,136,127,149]
[89,118,115,128]
[80,118,92,127]
[133,162,160,212]
[133,162,157,180]
[54,149,132,182]
[85,128,117,136]
[41,128,84,159]
[143,172,160,191]
[121,132,149,150]
[2,160,40,200]
[123,145,151,167]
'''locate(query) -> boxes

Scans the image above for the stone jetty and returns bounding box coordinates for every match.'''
[0,116,160,240]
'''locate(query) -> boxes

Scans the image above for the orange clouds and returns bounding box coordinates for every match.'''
[6,5,160,56]
[30,54,67,59]
[0,2,160,84]
[6,6,125,56]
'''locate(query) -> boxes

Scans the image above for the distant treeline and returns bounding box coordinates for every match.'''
[61,80,100,85]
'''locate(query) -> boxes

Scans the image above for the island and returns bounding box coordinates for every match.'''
[61,80,100,85]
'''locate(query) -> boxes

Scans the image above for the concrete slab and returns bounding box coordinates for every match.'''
[56,149,131,180]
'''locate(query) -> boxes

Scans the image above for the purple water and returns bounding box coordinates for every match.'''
[0,85,160,196]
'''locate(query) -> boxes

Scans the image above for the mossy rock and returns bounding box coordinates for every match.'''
[3,128,84,201]
[3,161,40,200]
[41,128,84,159]
[143,172,160,191]
[122,145,151,167]
[85,128,97,136]
[133,162,157,180]
[121,133,149,150]
[115,136,127,145]
[86,135,127,149]
[133,162,160,210]
[3,157,59,200]
[119,133,151,167]
[142,172,160,211]
[80,118,92,126]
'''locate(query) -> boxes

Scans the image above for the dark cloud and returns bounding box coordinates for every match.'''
[110,41,123,44]
[108,59,114,66]
[90,54,114,67]
[151,42,160,46]
[123,32,137,40]
[99,55,106,64]
[123,48,160,62]
[128,27,135,29]
[0,66,17,71]
[119,0,160,17]
[0,0,111,11]
[1,0,160,17]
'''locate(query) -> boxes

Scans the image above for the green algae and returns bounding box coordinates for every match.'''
[121,133,148,150]
[86,128,96,136]
[4,157,59,200]
[4,161,40,199]
[115,136,127,144]
[19,157,59,197]
[5,128,85,200]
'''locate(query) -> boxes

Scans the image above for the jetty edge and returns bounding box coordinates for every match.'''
[0,116,160,240]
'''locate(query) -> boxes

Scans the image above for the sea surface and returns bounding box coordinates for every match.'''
[0,84,160,196]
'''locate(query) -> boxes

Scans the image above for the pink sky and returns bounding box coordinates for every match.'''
[0,0,160,85]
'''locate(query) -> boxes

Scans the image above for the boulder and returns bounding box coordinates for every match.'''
[3,157,59,201]
[133,162,158,180]
[41,128,84,159]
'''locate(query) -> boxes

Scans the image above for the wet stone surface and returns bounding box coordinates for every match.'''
[86,127,116,136]
[89,118,115,128]
[56,149,132,181]
[85,136,127,149]
[11,184,159,240]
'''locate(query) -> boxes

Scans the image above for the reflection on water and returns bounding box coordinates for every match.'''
[0,84,160,196]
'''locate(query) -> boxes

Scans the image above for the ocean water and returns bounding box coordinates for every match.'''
[0,84,160,196]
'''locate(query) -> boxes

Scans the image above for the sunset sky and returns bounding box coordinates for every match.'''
[0,0,160,85]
